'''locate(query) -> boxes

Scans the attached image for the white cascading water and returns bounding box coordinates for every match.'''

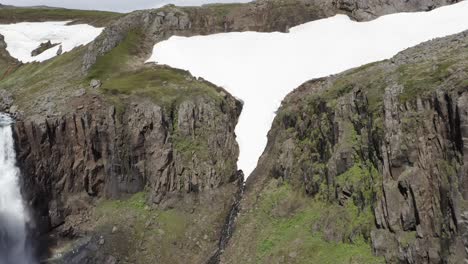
[0,113,34,264]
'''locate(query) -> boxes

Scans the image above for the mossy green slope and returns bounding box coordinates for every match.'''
[237,180,384,264]
[0,26,225,118]
[88,29,224,110]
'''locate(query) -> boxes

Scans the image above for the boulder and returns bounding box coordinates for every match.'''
[90,79,102,89]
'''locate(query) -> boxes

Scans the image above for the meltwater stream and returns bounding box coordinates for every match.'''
[0,114,35,264]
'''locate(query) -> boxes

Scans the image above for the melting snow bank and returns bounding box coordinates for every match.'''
[0,113,36,264]
[0,21,103,62]
[148,1,468,177]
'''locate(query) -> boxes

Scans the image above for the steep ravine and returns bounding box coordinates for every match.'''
[220,31,468,263]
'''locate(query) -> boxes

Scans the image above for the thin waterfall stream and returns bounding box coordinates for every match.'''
[0,113,35,264]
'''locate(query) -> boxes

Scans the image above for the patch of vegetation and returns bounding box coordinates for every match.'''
[94,192,190,263]
[200,3,244,18]
[0,57,17,80]
[87,30,144,80]
[172,134,210,160]
[90,188,235,264]
[324,64,388,112]
[242,181,384,263]
[0,46,85,109]
[335,162,382,207]
[89,29,223,109]
[0,8,121,27]
[99,67,220,107]
[0,41,20,78]
[96,192,188,239]
[397,59,456,102]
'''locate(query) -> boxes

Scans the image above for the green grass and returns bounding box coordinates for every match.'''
[90,189,235,264]
[0,57,16,79]
[323,63,388,111]
[198,3,244,18]
[335,162,381,206]
[94,192,190,262]
[0,8,121,27]
[397,59,455,102]
[0,46,85,109]
[88,29,223,109]
[0,44,20,79]
[87,30,143,80]
[235,181,384,263]
[172,134,210,159]
[99,66,222,108]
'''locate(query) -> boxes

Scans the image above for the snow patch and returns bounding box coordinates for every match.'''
[147,1,468,177]
[0,21,103,62]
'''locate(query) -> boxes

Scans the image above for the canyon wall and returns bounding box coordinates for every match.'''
[222,31,468,263]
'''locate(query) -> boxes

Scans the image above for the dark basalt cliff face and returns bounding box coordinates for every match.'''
[222,31,468,263]
[12,82,242,262]
[15,91,240,219]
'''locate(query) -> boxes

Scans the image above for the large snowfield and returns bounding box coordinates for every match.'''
[0,21,102,62]
[148,1,468,177]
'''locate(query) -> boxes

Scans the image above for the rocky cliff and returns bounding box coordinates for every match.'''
[221,31,468,263]
[0,0,465,263]
[9,70,242,262]
[0,20,242,262]
[0,34,20,79]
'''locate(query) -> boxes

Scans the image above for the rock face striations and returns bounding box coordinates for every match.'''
[14,90,241,216]
[9,73,242,262]
[222,31,468,263]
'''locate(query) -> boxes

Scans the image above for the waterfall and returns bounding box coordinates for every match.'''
[0,113,35,264]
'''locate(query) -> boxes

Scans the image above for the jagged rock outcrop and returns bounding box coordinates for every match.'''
[222,31,468,263]
[0,34,20,79]
[31,40,59,57]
